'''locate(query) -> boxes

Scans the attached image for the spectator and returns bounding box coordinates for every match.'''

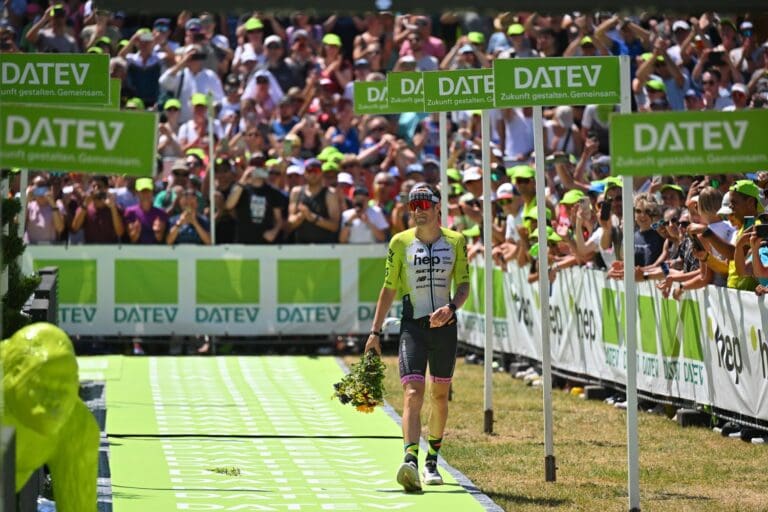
[158,44,224,123]
[224,155,285,244]
[339,187,389,243]
[178,93,224,151]
[167,188,211,245]
[25,176,65,244]
[25,4,78,53]
[287,158,340,243]
[124,178,168,244]
[233,17,265,69]
[271,97,300,142]
[121,28,166,107]
[71,175,125,243]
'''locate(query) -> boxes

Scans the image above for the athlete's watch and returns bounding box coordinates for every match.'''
[369,330,381,337]
[447,303,457,313]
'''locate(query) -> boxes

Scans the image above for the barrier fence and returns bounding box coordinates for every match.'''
[26,244,768,422]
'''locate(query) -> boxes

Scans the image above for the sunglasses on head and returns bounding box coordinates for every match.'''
[408,199,434,211]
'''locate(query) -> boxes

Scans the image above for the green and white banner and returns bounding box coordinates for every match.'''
[0,103,157,175]
[386,71,425,112]
[352,81,390,114]
[493,56,621,107]
[422,68,494,112]
[457,260,768,422]
[610,109,768,176]
[26,245,401,337]
[0,53,111,105]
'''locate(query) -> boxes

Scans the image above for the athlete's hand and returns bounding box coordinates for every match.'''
[364,334,381,355]
[429,305,455,328]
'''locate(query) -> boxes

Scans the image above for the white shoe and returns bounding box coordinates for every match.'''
[423,460,443,485]
[396,461,421,492]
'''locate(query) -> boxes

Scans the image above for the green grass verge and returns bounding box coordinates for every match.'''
[345,355,768,512]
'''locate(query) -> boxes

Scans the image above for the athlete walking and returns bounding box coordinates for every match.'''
[365,183,470,492]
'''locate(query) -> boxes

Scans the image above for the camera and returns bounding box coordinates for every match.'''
[600,198,612,221]
[94,191,107,200]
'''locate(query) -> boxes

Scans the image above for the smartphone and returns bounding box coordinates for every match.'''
[660,261,669,277]
[159,113,168,123]
[600,199,612,221]
[744,216,755,229]
[690,234,705,252]
[707,50,724,67]
[33,186,48,197]
[756,224,768,238]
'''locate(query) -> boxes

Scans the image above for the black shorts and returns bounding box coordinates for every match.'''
[398,316,458,385]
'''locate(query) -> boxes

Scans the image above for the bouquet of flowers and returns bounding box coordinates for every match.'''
[332,351,386,413]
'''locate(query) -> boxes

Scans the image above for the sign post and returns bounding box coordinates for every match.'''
[494,55,626,483]
[422,68,496,433]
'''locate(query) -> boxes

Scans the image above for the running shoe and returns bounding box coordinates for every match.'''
[396,461,421,492]
[423,459,443,485]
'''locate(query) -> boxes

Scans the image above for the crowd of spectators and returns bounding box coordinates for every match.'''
[3,6,768,296]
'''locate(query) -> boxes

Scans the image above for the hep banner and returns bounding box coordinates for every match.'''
[610,110,768,176]
[0,103,157,175]
[493,56,621,107]
[0,53,111,105]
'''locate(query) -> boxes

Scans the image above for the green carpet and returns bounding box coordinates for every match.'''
[78,356,495,511]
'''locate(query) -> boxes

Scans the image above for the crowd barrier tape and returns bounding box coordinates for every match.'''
[457,260,768,422]
[25,244,768,421]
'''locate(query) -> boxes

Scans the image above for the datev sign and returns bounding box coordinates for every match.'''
[494,56,620,107]
[0,103,158,176]
[386,71,426,112]
[352,80,390,114]
[610,110,768,176]
[0,53,111,105]
[422,68,494,112]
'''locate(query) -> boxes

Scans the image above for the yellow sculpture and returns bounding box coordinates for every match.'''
[1,323,98,511]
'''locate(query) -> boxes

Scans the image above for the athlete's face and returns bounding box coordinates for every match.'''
[410,200,439,226]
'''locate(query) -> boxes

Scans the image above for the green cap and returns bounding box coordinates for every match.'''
[125,97,145,109]
[645,79,667,92]
[86,46,103,54]
[730,179,764,212]
[529,225,562,243]
[191,93,208,106]
[135,177,154,191]
[244,18,263,31]
[524,207,552,221]
[529,242,541,259]
[446,168,462,182]
[450,183,465,196]
[265,158,280,168]
[603,176,623,190]
[96,36,112,45]
[186,148,206,161]
[509,165,535,180]
[560,189,586,205]
[118,39,130,48]
[163,98,182,110]
[462,224,481,238]
[661,184,685,196]
[467,31,485,44]
[322,160,340,172]
[317,146,342,161]
[322,33,342,46]
[507,23,524,36]
[580,36,594,46]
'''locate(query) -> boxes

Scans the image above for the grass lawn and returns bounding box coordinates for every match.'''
[347,355,768,512]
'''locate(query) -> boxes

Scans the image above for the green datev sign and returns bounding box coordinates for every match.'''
[387,72,425,112]
[352,81,390,115]
[423,68,494,112]
[0,103,157,176]
[610,110,768,176]
[493,56,620,107]
[0,53,110,104]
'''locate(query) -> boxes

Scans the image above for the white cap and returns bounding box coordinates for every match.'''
[337,172,354,185]
[717,191,733,215]
[740,21,754,31]
[731,83,748,95]
[264,35,282,47]
[496,182,516,198]
[241,48,257,63]
[462,166,483,183]
[672,20,691,32]
[286,165,304,175]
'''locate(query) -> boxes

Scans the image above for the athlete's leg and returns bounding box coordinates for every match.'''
[403,380,425,447]
[427,381,450,441]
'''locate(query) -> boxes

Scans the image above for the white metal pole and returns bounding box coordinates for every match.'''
[619,55,641,512]
[533,106,556,482]
[18,169,28,240]
[481,110,494,434]
[207,93,216,245]
[439,112,449,226]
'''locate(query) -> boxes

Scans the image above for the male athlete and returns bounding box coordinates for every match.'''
[365,183,470,492]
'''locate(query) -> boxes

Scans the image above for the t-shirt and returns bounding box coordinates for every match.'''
[384,227,469,318]
[25,200,64,244]
[727,225,759,290]
[342,205,389,243]
[635,228,665,267]
[233,183,284,244]
[168,214,210,244]
[124,205,168,244]
[80,204,122,243]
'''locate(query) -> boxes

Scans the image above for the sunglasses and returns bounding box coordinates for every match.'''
[305,167,322,174]
[660,217,679,226]
[515,177,532,184]
[678,221,691,229]
[702,80,716,85]
[408,199,434,211]
[635,208,654,216]
[497,199,513,206]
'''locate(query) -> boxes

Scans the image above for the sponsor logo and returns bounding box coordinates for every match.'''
[413,255,440,266]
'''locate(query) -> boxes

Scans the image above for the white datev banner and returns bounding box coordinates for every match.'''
[26,245,768,421]
[457,259,768,422]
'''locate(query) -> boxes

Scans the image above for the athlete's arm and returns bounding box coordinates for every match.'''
[365,287,397,355]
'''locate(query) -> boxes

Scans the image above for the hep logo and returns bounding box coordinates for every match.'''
[511,291,533,329]
[549,305,564,337]
[414,255,441,266]
[715,326,743,384]
[574,304,597,341]
[751,326,768,380]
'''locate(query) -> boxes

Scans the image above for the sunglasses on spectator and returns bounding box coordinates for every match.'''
[497,199,514,206]
[172,170,189,176]
[702,80,716,85]
[370,126,386,132]
[185,160,201,167]
[660,218,679,226]
[166,107,179,112]
[408,199,434,211]
[635,208,654,216]
[305,166,322,174]
[515,178,532,184]
[678,221,691,228]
